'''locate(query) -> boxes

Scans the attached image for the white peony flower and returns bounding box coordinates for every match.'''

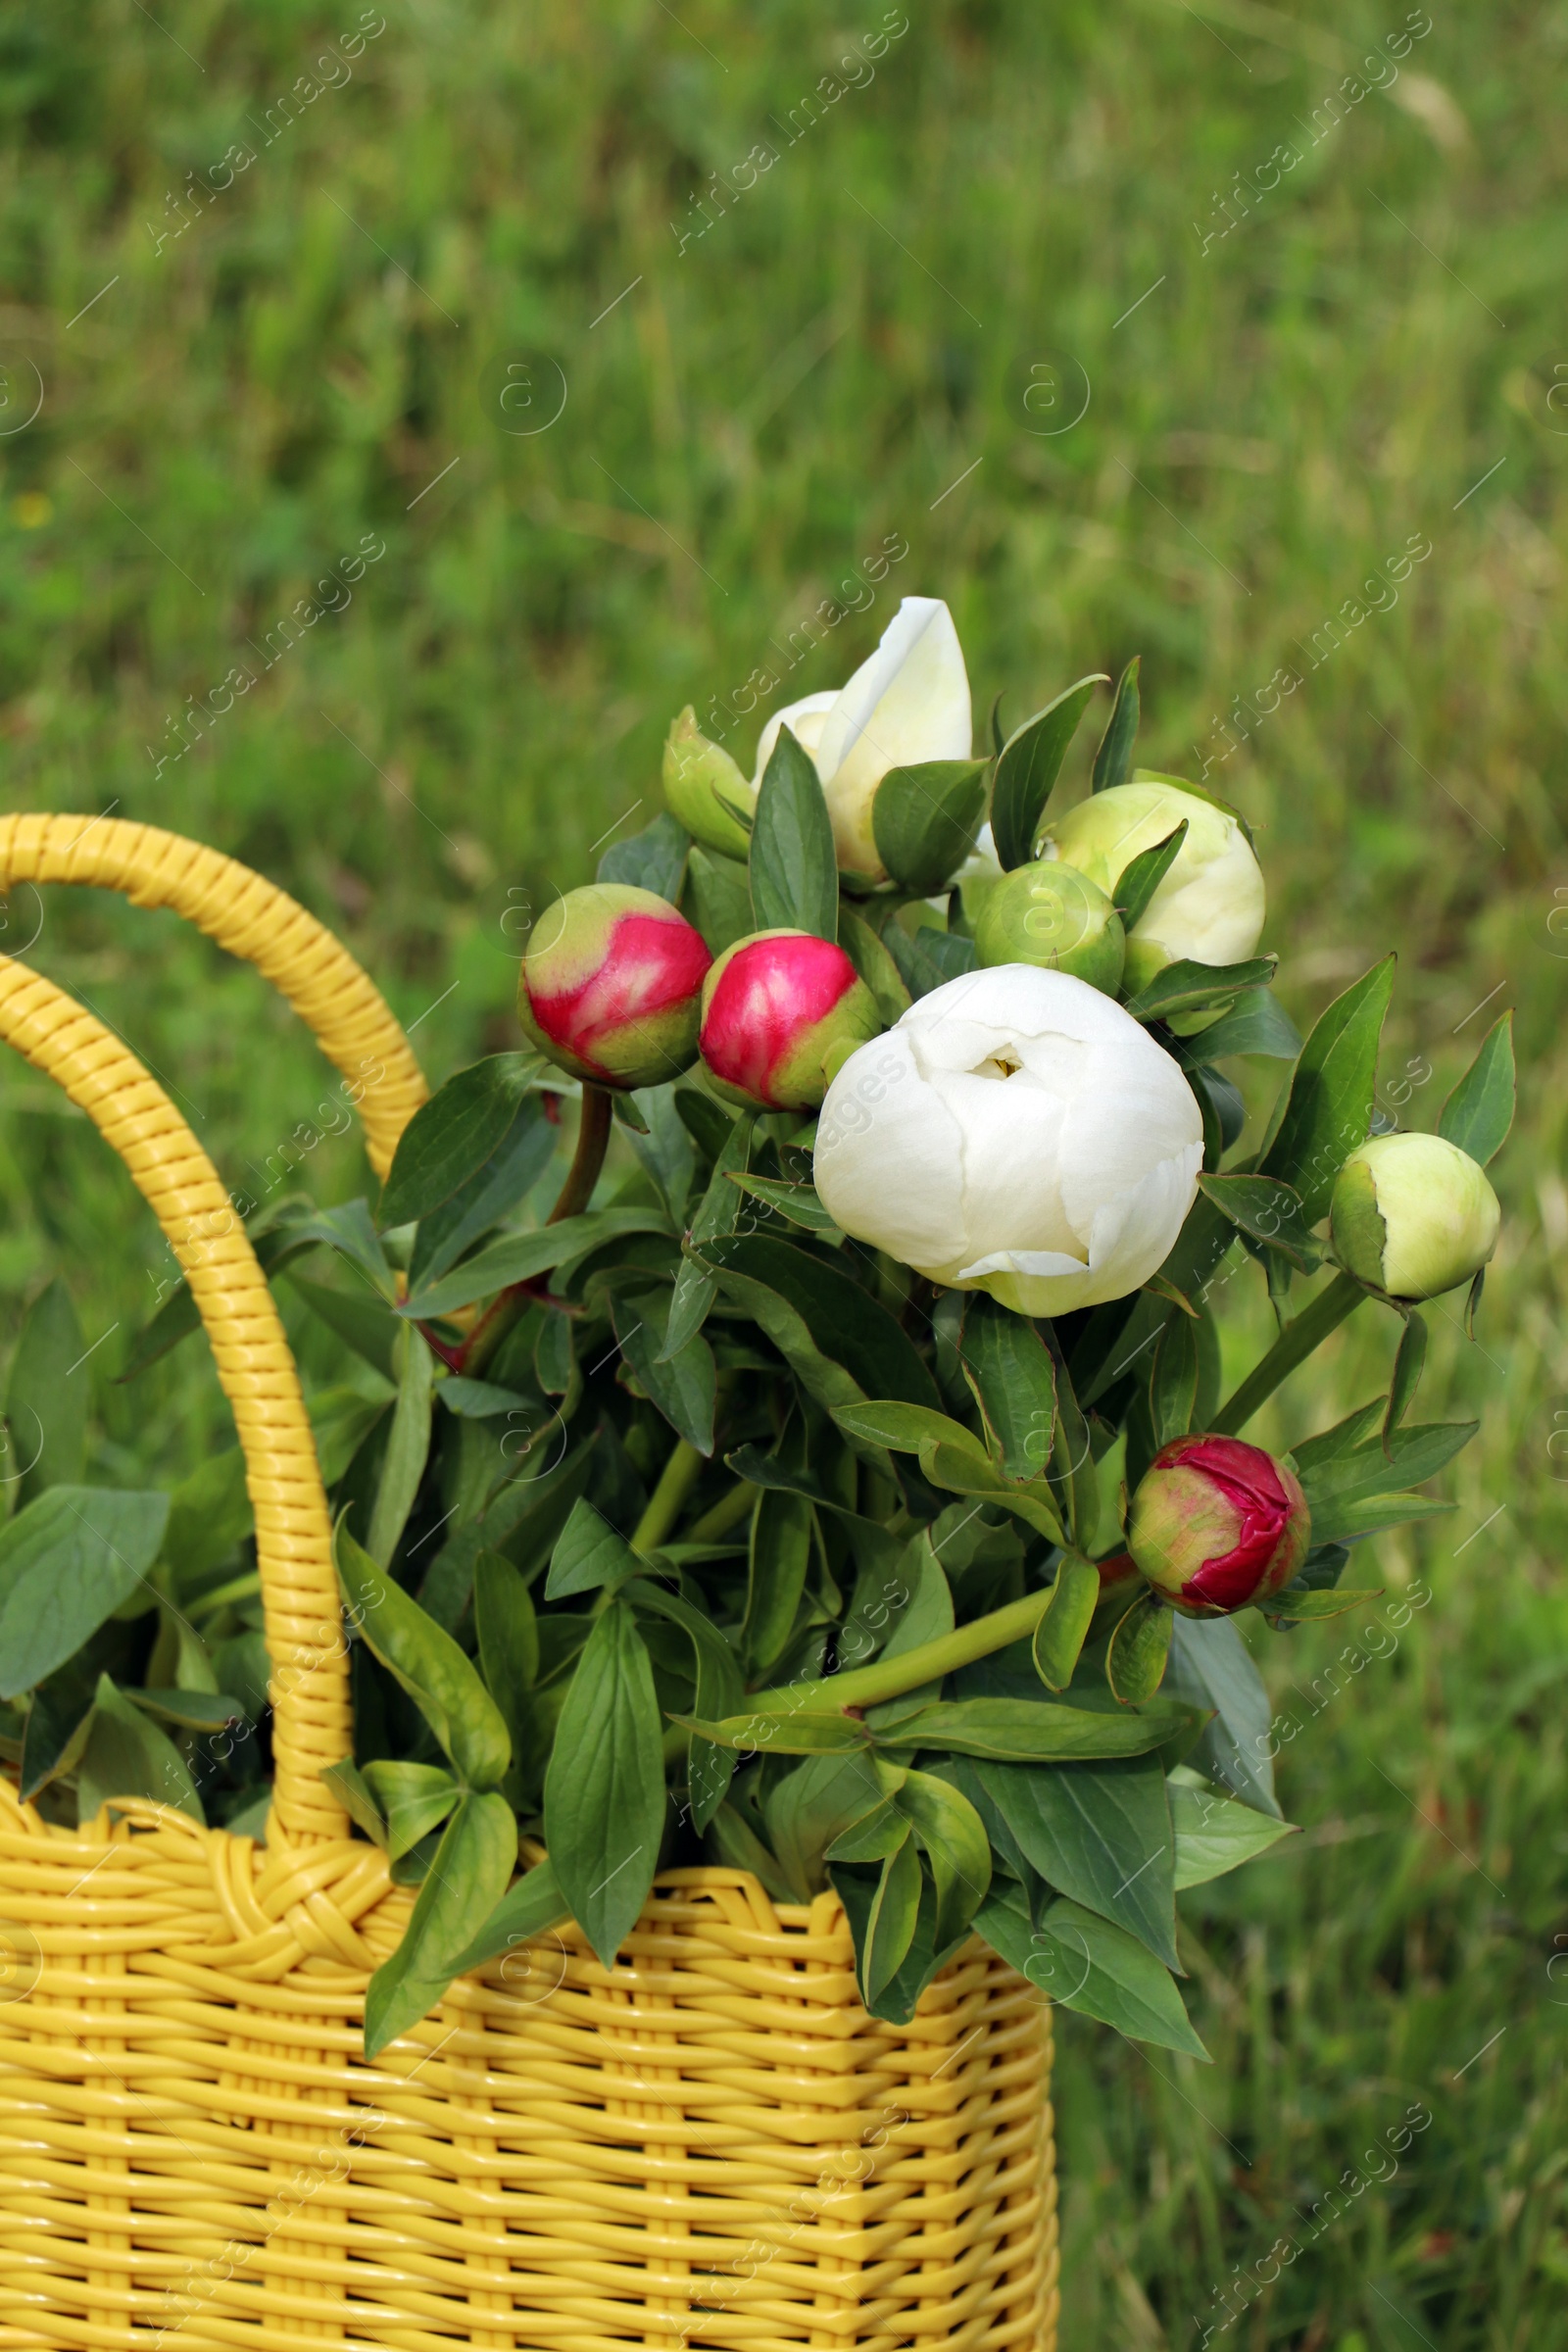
[752,598,972,879]
[813,964,1204,1316]
[1041,773,1264,993]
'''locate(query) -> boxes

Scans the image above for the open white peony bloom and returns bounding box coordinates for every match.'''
[814,964,1204,1317]
[752,598,972,879]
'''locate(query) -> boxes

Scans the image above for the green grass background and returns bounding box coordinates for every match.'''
[0,0,1564,2340]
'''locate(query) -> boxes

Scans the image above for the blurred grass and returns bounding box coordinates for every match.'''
[0,0,1565,2340]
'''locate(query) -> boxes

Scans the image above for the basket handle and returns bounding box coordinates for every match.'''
[0,954,355,1846]
[0,814,427,1178]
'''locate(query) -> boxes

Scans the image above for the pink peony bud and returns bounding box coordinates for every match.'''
[699,929,882,1112]
[1127,1435,1310,1616]
[518,884,711,1090]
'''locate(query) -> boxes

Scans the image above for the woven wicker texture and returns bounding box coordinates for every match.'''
[0,813,426,1177]
[0,840,1059,2352]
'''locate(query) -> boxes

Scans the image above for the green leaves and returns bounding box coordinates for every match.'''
[363,1759,462,1860]
[1169,1770,1294,1887]
[447,1858,568,1977]
[1173,988,1301,1064]
[612,1293,715,1454]
[365,1789,517,2057]
[543,1596,665,1967]
[872,1696,1184,1762]
[1198,1174,1320,1271]
[1092,656,1141,791]
[957,1295,1055,1479]
[662,1111,754,1361]
[1106,1591,1173,1704]
[366,1327,435,1567]
[0,1488,169,1699]
[1293,1418,1476,1548]
[77,1673,203,1825]
[992,675,1107,869]
[6,1279,87,1503]
[871,760,990,895]
[1165,1616,1279,1816]
[1261,956,1395,1221]
[1437,1011,1514,1165]
[744,1486,813,1679]
[978,1753,1178,1969]
[545,1499,641,1600]
[379,1054,540,1229]
[401,1206,673,1320]
[1031,1554,1101,1692]
[1123,956,1277,1026]
[336,1524,511,1788]
[1111,821,1186,931]
[701,1237,940,1413]
[974,1880,1207,2058]
[599,809,691,900]
[750,724,837,937]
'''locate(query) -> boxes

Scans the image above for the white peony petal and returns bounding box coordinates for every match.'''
[923,1066,1077,1265]
[813,1031,966,1269]
[811,599,972,875]
[750,691,840,790]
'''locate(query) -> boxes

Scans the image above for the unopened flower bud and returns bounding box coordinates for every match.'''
[699,929,882,1111]
[662,707,757,858]
[1128,1435,1310,1616]
[1042,773,1264,999]
[519,884,711,1090]
[974,863,1125,994]
[1330,1132,1499,1301]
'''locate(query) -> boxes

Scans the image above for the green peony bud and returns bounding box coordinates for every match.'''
[1042,772,1264,1001]
[662,708,757,858]
[973,862,1125,994]
[1330,1132,1500,1301]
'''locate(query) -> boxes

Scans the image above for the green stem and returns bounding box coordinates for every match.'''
[747,1583,1066,1716]
[547,1085,613,1226]
[633,1440,706,1552]
[686,1479,758,1544]
[459,1085,614,1377]
[1210,1269,1365,1437]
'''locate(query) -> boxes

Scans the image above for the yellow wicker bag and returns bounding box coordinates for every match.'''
[0,819,1058,2352]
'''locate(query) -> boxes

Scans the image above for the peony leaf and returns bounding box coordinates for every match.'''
[872,759,991,896]
[751,723,838,939]
[992,674,1108,869]
[1111,817,1187,930]
[378,1054,540,1229]
[543,1598,664,1967]
[974,1880,1208,2059]
[1123,956,1277,1025]
[1199,1173,1321,1271]
[1092,655,1142,791]
[1436,1009,1514,1166]
[1259,956,1396,1220]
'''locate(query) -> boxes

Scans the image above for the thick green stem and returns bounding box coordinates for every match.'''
[686,1479,758,1544]
[459,1086,614,1377]
[547,1085,613,1226]
[1210,1269,1365,1437]
[747,1585,1062,1716]
[633,1440,706,1552]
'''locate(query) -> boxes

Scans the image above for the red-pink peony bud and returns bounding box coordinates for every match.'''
[699,929,882,1112]
[519,884,711,1090]
[1126,1435,1310,1616]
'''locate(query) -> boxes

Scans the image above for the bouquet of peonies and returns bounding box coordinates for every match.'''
[0,597,1510,2064]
